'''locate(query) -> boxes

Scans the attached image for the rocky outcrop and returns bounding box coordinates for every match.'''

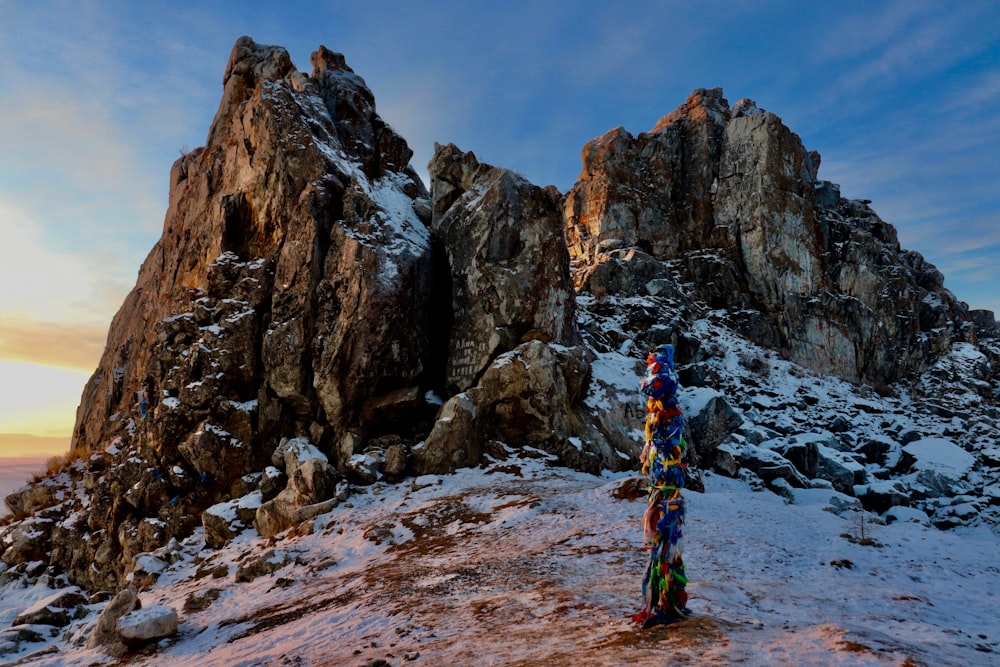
[5,42,996,602]
[2,37,610,592]
[412,341,601,474]
[73,38,437,458]
[254,438,343,539]
[564,87,974,384]
[428,143,578,392]
[26,37,441,590]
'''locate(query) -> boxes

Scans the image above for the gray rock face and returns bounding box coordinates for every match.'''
[429,143,578,393]
[86,588,138,649]
[564,87,974,384]
[116,604,178,647]
[679,388,744,469]
[412,341,600,474]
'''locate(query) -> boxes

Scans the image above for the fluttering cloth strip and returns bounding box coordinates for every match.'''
[633,344,688,626]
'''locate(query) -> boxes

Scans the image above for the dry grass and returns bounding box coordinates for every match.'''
[32,443,90,482]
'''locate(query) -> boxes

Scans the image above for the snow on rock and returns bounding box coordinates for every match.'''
[202,491,262,548]
[132,553,169,575]
[11,588,87,627]
[5,455,999,666]
[345,454,379,485]
[984,484,1000,503]
[116,604,178,646]
[883,505,931,525]
[903,437,975,478]
[271,437,328,475]
[854,479,912,514]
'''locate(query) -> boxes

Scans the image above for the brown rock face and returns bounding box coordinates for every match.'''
[9,48,989,596]
[565,87,972,383]
[76,37,436,455]
[48,37,439,589]
[565,88,730,270]
[17,38,602,592]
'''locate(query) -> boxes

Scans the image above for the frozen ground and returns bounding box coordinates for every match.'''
[2,311,997,666]
[2,451,997,666]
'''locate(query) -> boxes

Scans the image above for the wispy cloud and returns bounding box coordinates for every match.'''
[0,315,105,372]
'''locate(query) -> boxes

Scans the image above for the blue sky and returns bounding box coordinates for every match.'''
[1,0,998,443]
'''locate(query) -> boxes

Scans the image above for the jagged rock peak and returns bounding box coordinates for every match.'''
[652,86,731,132]
[731,97,763,118]
[49,36,437,591]
[223,36,296,86]
[566,86,973,384]
[310,44,353,74]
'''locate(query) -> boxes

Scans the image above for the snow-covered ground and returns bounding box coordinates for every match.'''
[1,450,997,666]
[2,305,997,666]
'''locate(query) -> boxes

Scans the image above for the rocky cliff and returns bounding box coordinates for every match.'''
[565,88,975,384]
[2,41,997,597]
[2,38,604,591]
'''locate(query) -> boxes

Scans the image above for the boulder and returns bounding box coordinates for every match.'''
[345,454,380,485]
[202,491,262,548]
[859,435,902,469]
[1,517,54,565]
[255,439,340,538]
[259,466,287,502]
[413,341,605,474]
[854,480,911,514]
[12,588,89,627]
[382,443,409,479]
[411,394,480,474]
[3,480,64,517]
[883,506,930,525]
[271,436,310,469]
[814,446,866,494]
[728,444,810,489]
[575,351,645,468]
[902,437,975,483]
[87,588,139,649]
[116,604,178,647]
[762,432,863,494]
[679,387,743,468]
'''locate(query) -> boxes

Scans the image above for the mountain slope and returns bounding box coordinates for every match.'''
[2,446,998,666]
[1,35,999,667]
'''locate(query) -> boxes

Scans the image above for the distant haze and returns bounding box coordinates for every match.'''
[0,456,47,516]
[0,434,69,458]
